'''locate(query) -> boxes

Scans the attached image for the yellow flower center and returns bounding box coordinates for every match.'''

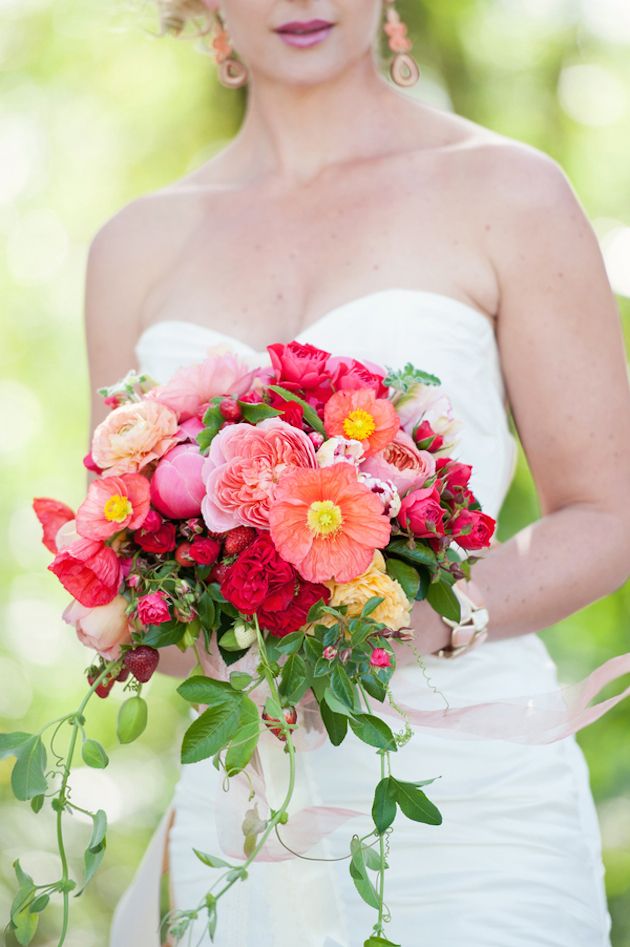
[307,500,343,537]
[103,494,133,523]
[343,408,376,441]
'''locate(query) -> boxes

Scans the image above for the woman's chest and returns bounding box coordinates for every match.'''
[140,153,498,348]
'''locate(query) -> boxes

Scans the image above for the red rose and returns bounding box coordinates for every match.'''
[397,485,445,538]
[220,533,295,613]
[268,390,304,429]
[449,510,496,550]
[327,356,388,397]
[436,458,472,493]
[49,537,121,607]
[33,497,75,554]
[189,536,221,566]
[134,514,177,554]
[259,580,330,638]
[267,341,330,392]
[137,590,171,625]
[413,420,444,453]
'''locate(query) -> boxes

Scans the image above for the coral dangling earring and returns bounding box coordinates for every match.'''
[383,0,420,87]
[212,12,248,89]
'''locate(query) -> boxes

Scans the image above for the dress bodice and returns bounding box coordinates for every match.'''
[135,287,518,522]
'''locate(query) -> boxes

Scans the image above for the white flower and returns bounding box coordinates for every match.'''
[316,436,365,468]
[358,472,401,518]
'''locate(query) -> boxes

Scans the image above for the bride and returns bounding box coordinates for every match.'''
[83,2,630,945]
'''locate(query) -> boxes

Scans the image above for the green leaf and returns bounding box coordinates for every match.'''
[385,558,420,600]
[349,859,380,909]
[177,676,242,706]
[193,849,233,869]
[362,844,385,871]
[306,598,327,623]
[360,674,387,703]
[181,701,242,764]
[197,403,224,453]
[267,385,325,434]
[364,938,401,947]
[142,620,187,648]
[197,590,217,633]
[320,701,348,746]
[426,581,461,623]
[116,696,148,745]
[360,595,385,618]
[391,778,442,825]
[386,540,437,569]
[323,687,355,718]
[88,809,108,850]
[11,737,47,801]
[383,362,441,392]
[29,795,44,814]
[279,654,309,704]
[372,776,397,833]
[415,566,431,601]
[348,714,397,752]
[0,732,33,760]
[29,895,49,914]
[81,739,109,769]
[81,839,106,890]
[224,698,260,776]
[229,672,252,691]
[237,401,282,423]
[12,907,38,946]
[274,632,304,656]
[330,664,358,711]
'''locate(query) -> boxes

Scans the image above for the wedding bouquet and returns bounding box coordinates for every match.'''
[3,341,495,947]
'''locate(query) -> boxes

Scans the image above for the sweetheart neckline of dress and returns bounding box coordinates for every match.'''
[134,287,497,359]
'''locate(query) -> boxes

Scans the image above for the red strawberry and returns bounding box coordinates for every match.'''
[175,542,196,567]
[124,645,160,683]
[116,666,130,682]
[262,706,298,742]
[219,398,243,422]
[223,526,256,557]
[209,561,231,584]
[87,668,116,699]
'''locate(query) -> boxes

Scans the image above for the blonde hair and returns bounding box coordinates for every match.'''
[154,0,213,40]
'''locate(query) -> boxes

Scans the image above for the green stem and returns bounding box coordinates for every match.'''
[376,750,387,935]
[54,660,119,947]
[206,617,297,906]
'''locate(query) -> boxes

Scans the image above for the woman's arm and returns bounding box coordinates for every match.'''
[84,198,197,678]
[414,144,630,656]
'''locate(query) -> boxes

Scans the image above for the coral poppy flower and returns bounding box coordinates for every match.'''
[268,463,392,583]
[324,388,399,458]
[76,474,151,541]
[49,538,122,608]
[33,498,75,553]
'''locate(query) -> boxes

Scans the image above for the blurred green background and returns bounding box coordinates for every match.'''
[1,0,629,944]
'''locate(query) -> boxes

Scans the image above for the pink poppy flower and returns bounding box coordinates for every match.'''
[324,388,399,458]
[76,474,150,541]
[201,418,317,532]
[33,498,75,553]
[268,463,391,583]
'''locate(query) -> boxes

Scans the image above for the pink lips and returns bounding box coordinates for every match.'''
[274,18,334,48]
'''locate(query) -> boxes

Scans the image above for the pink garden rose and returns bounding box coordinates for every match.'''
[76,473,150,541]
[267,341,330,392]
[201,417,317,531]
[151,443,206,519]
[63,595,132,660]
[91,401,179,475]
[150,353,255,421]
[360,430,435,496]
[137,590,171,625]
[397,485,445,538]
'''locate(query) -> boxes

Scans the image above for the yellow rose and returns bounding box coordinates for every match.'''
[324,550,412,632]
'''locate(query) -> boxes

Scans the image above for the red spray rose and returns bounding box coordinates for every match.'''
[188,536,221,566]
[397,485,445,538]
[134,511,177,554]
[49,537,121,607]
[137,591,171,625]
[449,510,496,550]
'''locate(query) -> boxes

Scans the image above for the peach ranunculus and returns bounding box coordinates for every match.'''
[91,401,179,475]
[324,388,399,458]
[322,550,412,632]
[201,418,317,532]
[149,352,257,421]
[62,594,132,660]
[360,430,436,496]
[76,473,151,541]
[268,462,392,583]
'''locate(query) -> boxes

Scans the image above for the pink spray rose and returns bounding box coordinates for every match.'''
[151,443,206,519]
[369,647,392,669]
[137,590,171,625]
[91,401,179,475]
[63,595,132,660]
[201,417,317,532]
[397,485,446,538]
[361,430,435,496]
[149,352,255,421]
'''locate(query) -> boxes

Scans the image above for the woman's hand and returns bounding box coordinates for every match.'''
[392,597,451,669]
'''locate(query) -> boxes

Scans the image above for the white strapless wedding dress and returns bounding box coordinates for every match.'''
[109,289,612,947]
